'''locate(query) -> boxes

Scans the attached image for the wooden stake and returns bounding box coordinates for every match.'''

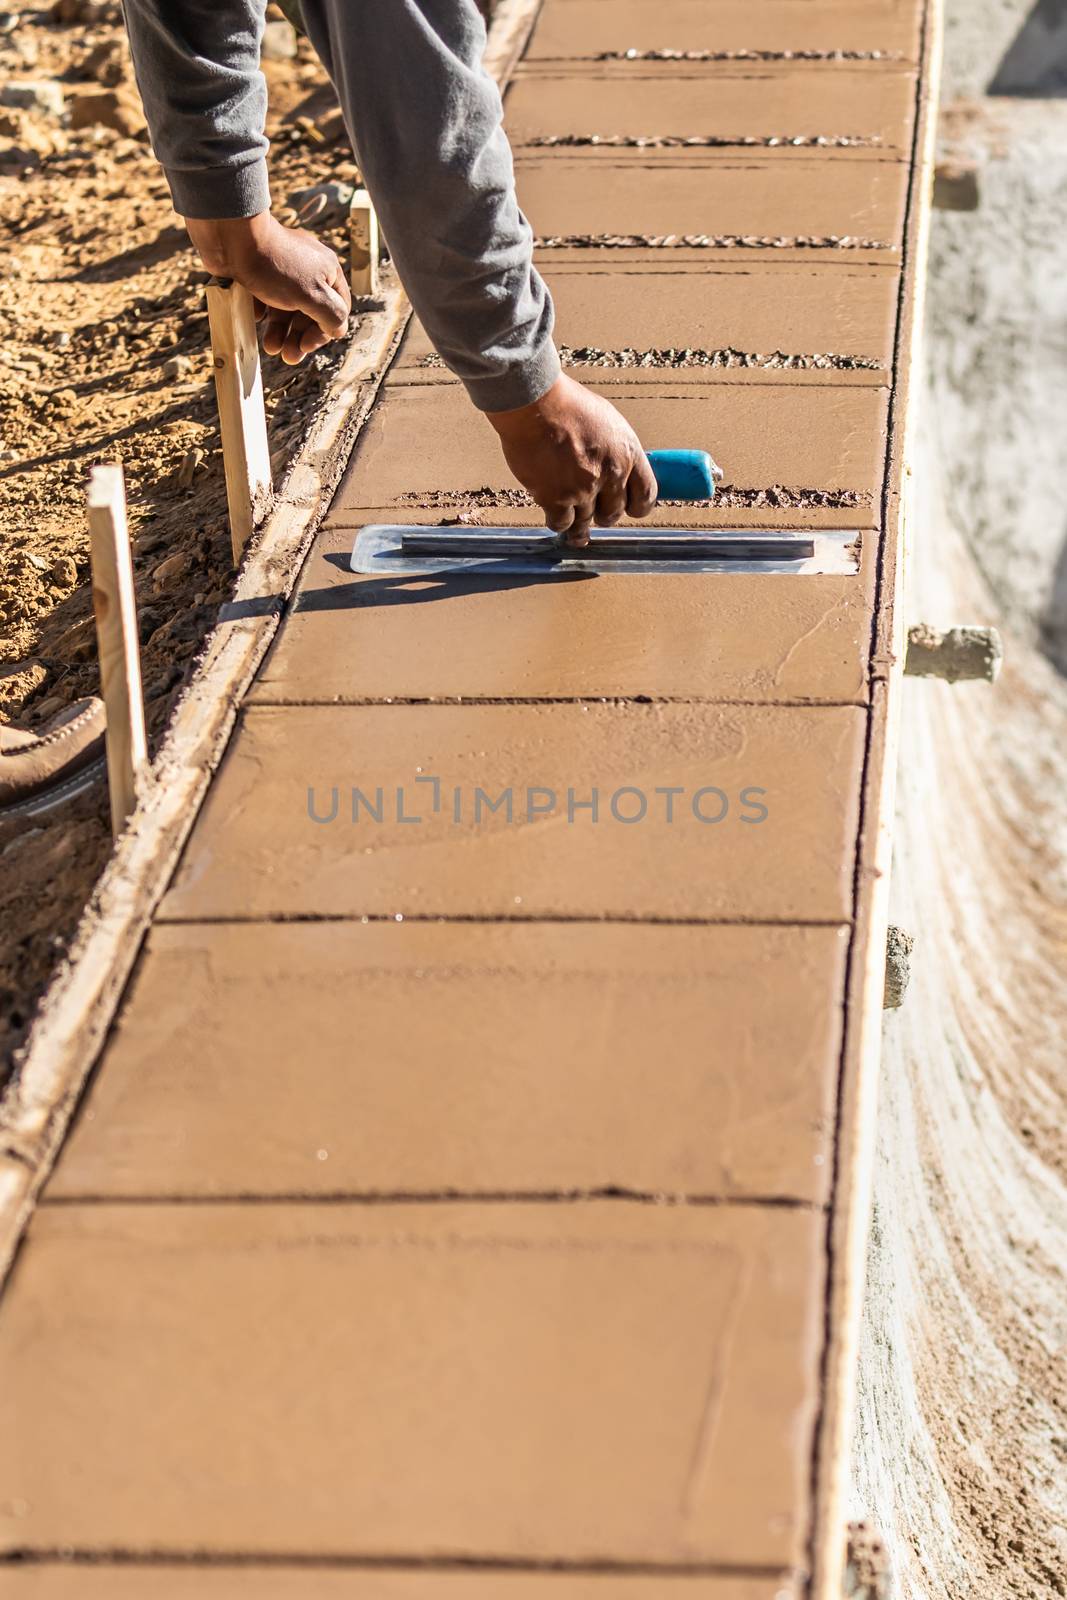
[205,278,272,564]
[88,464,147,837]
[349,189,380,297]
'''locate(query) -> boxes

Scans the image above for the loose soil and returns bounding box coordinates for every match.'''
[0,1,363,1071]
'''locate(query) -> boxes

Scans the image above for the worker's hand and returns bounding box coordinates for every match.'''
[184,211,351,365]
[486,374,658,547]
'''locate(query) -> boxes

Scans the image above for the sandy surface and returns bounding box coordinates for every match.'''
[850,2,1067,1593]
[0,3,363,1070]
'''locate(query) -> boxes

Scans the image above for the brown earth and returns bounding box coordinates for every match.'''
[0,1,364,1071]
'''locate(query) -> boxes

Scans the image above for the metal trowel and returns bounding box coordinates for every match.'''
[350,449,825,575]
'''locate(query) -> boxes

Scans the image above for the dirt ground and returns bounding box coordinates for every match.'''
[0,2,365,1071]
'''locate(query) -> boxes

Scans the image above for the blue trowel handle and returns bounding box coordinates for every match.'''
[647,449,722,500]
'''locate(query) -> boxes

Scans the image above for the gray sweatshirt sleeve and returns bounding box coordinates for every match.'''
[121,0,559,413]
[122,0,272,219]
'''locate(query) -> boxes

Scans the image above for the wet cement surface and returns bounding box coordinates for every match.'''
[50,921,847,1203]
[156,702,866,923]
[394,261,901,383]
[504,65,919,152]
[248,513,875,705]
[332,383,889,521]
[0,1202,823,1567]
[524,0,925,62]
[517,154,910,249]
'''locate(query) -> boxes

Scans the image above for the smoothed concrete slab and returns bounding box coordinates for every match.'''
[158,703,865,923]
[516,155,909,246]
[330,385,887,527]
[49,921,848,1203]
[0,1570,799,1599]
[393,261,900,386]
[249,513,873,705]
[525,0,923,60]
[504,67,918,153]
[0,1203,824,1567]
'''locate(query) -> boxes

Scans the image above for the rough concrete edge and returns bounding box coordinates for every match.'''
[808,1,944,1596]
[0,0,547,1288]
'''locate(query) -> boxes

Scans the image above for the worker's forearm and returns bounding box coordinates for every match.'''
[121,0,271,220]
[300,0,559,413]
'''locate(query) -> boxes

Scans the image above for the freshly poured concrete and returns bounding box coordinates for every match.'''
[0,1203,824,1567]
[525,0,924,60]
[333,384,888,517]
[248,514,873,704]
[516,155,909,245]
[49,921,847,1201]
[159,703,865,923]
[394,262,901,383]
[504,68,918,153]
[0,1575,798,1599]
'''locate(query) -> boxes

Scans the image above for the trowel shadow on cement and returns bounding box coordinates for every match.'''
[989,0,1067,96]
[296,552,596,611]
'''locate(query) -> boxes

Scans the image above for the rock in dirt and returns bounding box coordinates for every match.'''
[161,354,193,381]
[49,555,77,588]
[151,550,192,592]
[78,39,129,89]
[0,660,49,719]
[175,447,207,490]
[262,19,299,60]
[0,80,64,117]
[0,106,65,160]
[51,0,116,21]
[68,87,145,138]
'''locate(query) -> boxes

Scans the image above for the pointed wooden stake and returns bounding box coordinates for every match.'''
[349,189,380,297]
[206,278,272,564]
[88,464,147,837]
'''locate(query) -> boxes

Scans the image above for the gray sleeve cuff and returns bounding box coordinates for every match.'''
[464,339,562,414]
[165,157,271,220]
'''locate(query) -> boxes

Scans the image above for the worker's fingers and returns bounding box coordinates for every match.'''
[300,320,331,357]
[593,464,627,527]
[281,312,315,366]
[625,450,658,519]
[544,501,576,536]
[565,514,593,549]
[562,492,597,548]
[260,310,292,358]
